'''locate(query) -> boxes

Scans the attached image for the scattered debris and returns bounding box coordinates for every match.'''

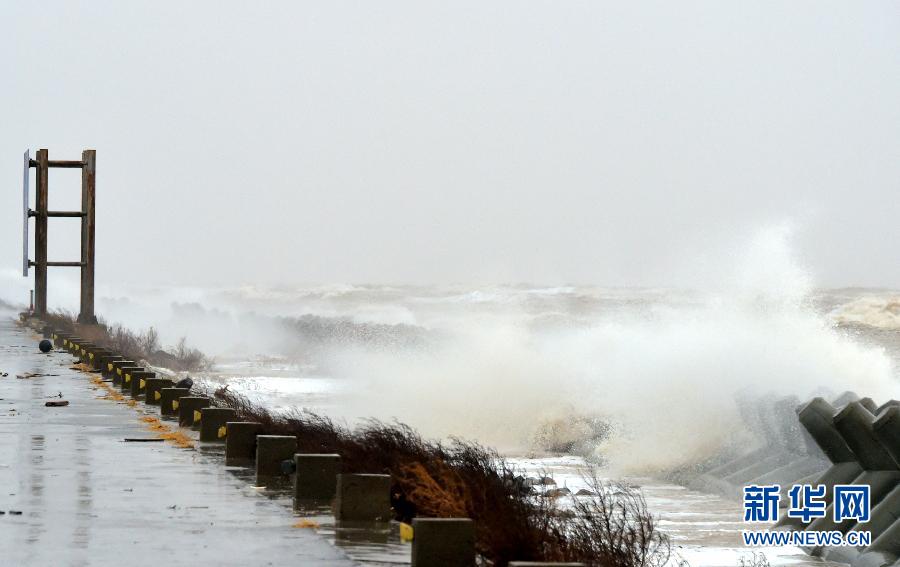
[8,511,22,515]
[123,438,165,442]
[16,372,58,379]
[44,400,69,407]
[293,519,319,529]
[156,430,194,449]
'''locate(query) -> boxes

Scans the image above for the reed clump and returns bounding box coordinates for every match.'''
[209,387,672,567]
[40,310,211,371]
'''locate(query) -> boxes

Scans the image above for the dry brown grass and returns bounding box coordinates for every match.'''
[208,387,672,567]
[156,430,195,449]
[41,310,211,371]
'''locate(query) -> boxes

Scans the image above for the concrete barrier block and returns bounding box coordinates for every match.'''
[199,408,237,442]
[96,354,123,375]
[411,518,475,567]
[64,337,81,354]
[293,454,341,504]
[256,435,297,483]
[109,360,135,385]
[177,397,211,427]
[66,338,82,354]
[119,367,145,392]
[76,342,94,358]
[130,371,155,398]
[144,378,174,406]
[102,357,128,380]
[85,347,110,368]
[225,422,262,465]
[159,387,191,417]
[53,333,70,348]
[335,474,392,522]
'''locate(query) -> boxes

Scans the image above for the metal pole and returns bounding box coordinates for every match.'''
[34,149,48,316]
[78,149,97,324]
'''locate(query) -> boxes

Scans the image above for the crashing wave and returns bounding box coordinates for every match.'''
[830,295,900,330]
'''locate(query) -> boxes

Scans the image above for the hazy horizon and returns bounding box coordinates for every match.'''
[3,1,899,294]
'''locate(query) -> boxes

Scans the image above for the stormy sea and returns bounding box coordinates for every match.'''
[6,235,899,566]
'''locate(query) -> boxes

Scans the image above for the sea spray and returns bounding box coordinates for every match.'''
[12,226,895,473]
[323,226,896,471]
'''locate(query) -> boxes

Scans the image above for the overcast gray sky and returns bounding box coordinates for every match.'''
[2,1,899,290]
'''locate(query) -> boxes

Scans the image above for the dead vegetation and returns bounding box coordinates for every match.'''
[40,310,211,372]
[208,387,673,567]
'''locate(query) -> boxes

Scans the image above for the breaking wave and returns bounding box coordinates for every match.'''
[830,295,900,330]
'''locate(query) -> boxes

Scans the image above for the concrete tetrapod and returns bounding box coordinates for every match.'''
[691,395,826,495]
[809,402,900,557]
[749,396,831,487]
[841,405,900,567]
[773,398,863,532]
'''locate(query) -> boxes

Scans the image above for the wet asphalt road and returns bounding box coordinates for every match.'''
[0,316,354,567]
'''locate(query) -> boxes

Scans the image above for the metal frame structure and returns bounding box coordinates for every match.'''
[23,148,97,324]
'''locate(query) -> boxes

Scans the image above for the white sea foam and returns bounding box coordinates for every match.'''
[830,295,900,329]
[318,225,896,471]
